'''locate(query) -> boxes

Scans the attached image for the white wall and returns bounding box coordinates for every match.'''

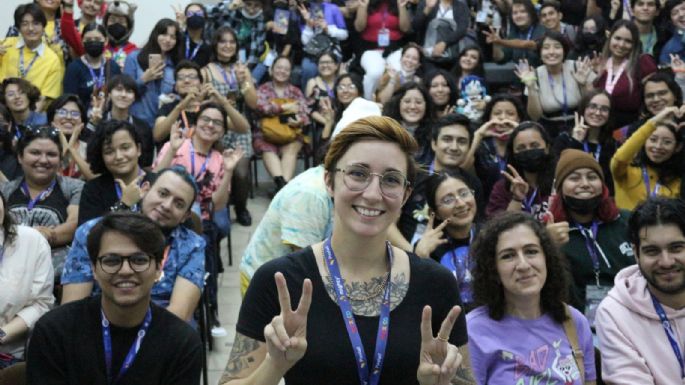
[0,0,216,46]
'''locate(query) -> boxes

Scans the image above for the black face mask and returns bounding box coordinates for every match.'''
[84,41,105,57]
[187,15,205,30]
[513,148,547,173]
[563,195,602,215]
[107,23,128,42]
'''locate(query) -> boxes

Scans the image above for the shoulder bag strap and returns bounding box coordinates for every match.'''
[562,304,585,384]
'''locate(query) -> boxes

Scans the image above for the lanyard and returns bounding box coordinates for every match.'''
[323,238,392,385]
[605,58,626,95]
[548,71,568,117]
[101,307,152,385]
[381,8,388,30]
[622,0,634,19]
[574,221,609,286]
[0,246,5,265]
[642,166,661,197]
[429,160,435,174]
[323,80,334,99]
[185,34,201,61]
[582,141,602,161]
[218,64,238,90]
[496,154,507,171]
[86,59,106,91]
[520,26,534,41]
[649,292,685,378]
[19,48,39,78]
[449,228,475,279]
[523,188,538,213]
[189,141,211,180]
[21,179,57,210]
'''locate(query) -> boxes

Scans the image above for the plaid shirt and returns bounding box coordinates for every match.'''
[207,0,266,66]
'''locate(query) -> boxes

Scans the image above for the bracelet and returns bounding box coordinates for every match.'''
[520,74,537,84]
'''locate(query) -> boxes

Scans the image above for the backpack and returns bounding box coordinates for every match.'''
[423,18,459,63]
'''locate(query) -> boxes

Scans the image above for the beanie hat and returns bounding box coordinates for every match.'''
[554,149,604,191]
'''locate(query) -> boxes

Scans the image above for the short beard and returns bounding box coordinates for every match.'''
[640,264,685,295]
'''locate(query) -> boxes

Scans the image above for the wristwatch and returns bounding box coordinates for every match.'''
[110,201,131,212]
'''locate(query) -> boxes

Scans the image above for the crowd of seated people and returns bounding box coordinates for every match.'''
[3,0,685,384]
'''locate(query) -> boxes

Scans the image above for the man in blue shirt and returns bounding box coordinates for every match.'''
[60,166,206,322]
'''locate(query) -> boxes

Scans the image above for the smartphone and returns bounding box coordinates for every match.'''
[148,53,163,68]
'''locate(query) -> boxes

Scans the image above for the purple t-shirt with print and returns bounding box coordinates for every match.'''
[467,305,596,385]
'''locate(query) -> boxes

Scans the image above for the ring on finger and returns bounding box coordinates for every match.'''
[436,334,449,342]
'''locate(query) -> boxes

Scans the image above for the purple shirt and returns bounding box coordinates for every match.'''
[467,305,596,385]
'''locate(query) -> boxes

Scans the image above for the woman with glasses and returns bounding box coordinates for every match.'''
[46,94,94,181]
[0,192,53,370]
[0,78,47,129]
[414,170,482,312]
[611,105,685,209]
[622,72,683,142]
[63,23,121,113]
[78,120,145,225]
[201,26,256,226]
[547,149,634,329]
[553,89,617,194]
[222,116,474,385]
[254,56,310,193]
[0,126,84,277]
[467,211,596,385]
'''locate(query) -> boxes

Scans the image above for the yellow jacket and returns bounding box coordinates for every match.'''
[611,119,681,210]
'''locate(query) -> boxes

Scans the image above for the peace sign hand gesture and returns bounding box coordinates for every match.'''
[264,272,313,374]
[417,305,463,385]
[414,214,449,259]
[571,112,590,142]
[501,165,529,202]
[115,174,145,207]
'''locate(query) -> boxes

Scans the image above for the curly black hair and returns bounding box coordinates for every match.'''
[86,120,141,175]
[471,211,570,323]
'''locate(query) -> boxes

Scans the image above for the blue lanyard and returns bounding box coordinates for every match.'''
[449,228,475,279]
[86,60,106,91]
[323,238,392,385]
[323,80,335,99]
[642,166,661,197]
[623,0,634,19]
[649,292,685,378]
[496,154,507,171]
[19,48,39,78]
[428,160,435,174]
[189,141,211,180]
[185,34,201,61]
[582,141,602,161]
[101,307,152,385]
[520,25,534,40]
[523,188,538,213]
[547,71,568,117]
[21,179,56,210]
[218,64,238,90]
[0,246,5,265]
[575,220,601,268]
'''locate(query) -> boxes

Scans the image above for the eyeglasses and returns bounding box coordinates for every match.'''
[438,189,475,207]
[586,103,610,114]
[23,125,59,139]
[335,165,409,198]
[177,74,200,81]
[198,115,224,127]
[55,109,81,120]
[186,10,204,17]
[319,60,335,65]
[645,89,671,101]
[98,253,153,274]
[337,84,357,92]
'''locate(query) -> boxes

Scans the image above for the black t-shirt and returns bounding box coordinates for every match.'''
[77,174,120,226]
[184,37,212,68]
[238,247,468,385]
[157,101,198,145]
[27,296,202,385]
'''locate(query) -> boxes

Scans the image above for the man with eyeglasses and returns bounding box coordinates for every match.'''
[60,167,206,323]
[394,113,485,251]
[153,60,249,144]
[0,3,64,110]
[27,212,202,384]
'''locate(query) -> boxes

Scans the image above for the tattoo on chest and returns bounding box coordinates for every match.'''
[323,272,409,316]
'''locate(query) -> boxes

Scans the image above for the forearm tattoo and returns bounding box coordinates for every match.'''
[219,334,261,383]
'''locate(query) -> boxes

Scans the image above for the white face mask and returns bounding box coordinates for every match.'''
[241,8,262,19]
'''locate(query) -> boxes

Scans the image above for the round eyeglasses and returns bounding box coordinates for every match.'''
[335,165,409,198]
[438,188,475,208]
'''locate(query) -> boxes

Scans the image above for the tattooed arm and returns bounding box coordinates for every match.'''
[219,333,287,385]
[452,344,477,385]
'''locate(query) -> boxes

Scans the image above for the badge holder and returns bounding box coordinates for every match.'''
[585,272,611,329]
[377,28,390,47]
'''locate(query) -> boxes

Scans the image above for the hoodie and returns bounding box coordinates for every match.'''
[595,265,685,384]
